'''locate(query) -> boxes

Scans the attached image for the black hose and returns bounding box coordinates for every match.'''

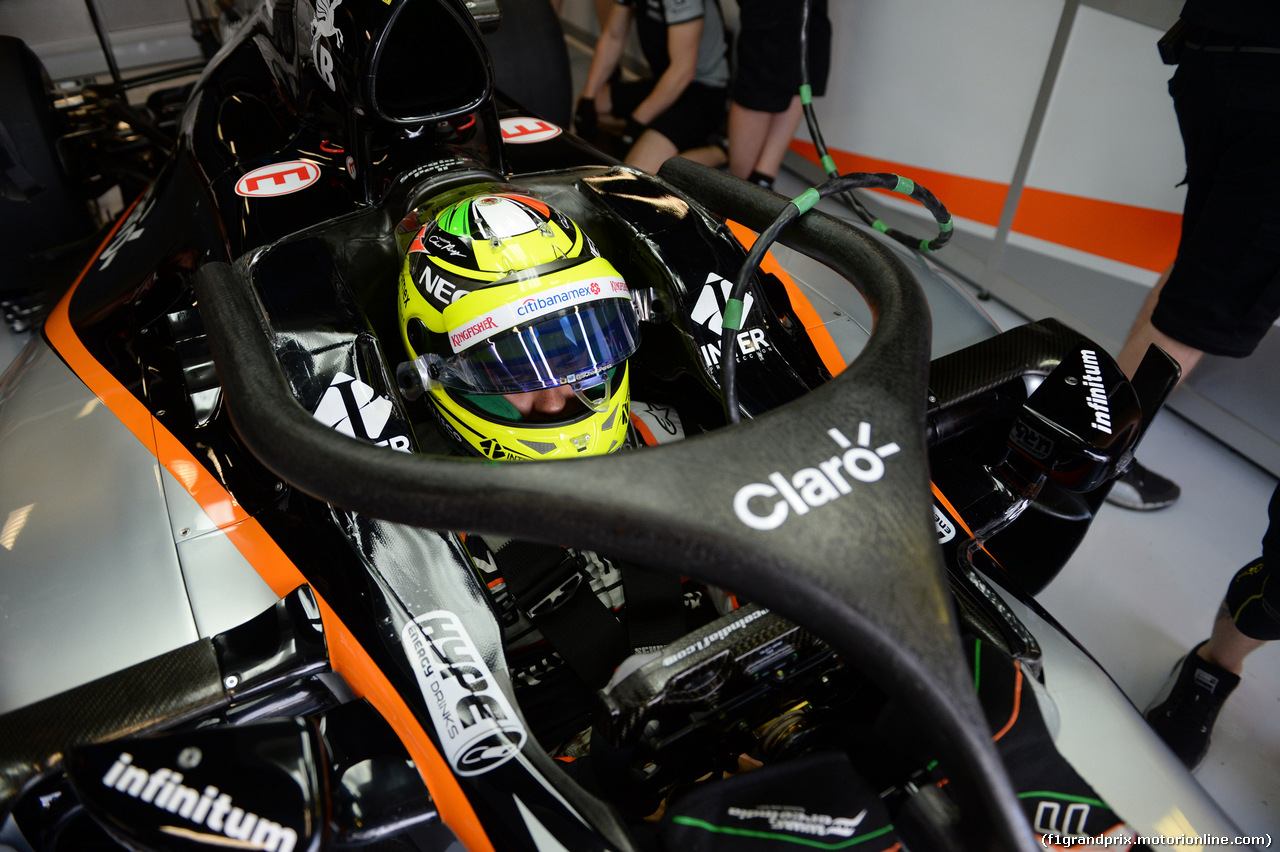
[797,0,952,255]
[721,171,953,423]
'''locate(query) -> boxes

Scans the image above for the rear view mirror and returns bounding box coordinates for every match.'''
[371,0,494,123]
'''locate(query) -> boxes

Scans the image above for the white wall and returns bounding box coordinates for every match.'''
[815,0,1065,187]
[1027,5,1182,213]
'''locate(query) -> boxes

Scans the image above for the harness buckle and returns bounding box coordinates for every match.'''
[524,555,587,618]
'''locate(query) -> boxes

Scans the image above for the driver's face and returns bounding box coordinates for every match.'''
[503,384,578,420]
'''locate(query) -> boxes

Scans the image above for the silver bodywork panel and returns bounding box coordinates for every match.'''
[770,225,999,365]
[0,337,274,713]
[997,586,1246,837]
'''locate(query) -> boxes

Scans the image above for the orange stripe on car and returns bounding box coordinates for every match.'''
[725,219,847,377]
[43,198,494,852]
[930,482,1002,568]
[991,660,1023,742]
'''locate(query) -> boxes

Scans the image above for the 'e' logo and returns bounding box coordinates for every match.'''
[499,117,562,144]
[235,161,321,197]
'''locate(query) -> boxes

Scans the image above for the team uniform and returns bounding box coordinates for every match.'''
[732,0,831,114]
[1152,0,1280,357]
[608,0,731,152]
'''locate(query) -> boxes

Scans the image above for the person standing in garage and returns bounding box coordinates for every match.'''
[1133,0,1280,770]
[1110,0,1280,512]
[574,0,731,174]
[726,0,831,191]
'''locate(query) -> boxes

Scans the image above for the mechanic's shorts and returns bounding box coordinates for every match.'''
[1225,482,1280,640]
[732,0,831,113]
[610,80,728,153]
[1153,31,1280,358]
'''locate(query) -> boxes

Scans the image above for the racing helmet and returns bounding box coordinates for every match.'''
[397,192,640,460]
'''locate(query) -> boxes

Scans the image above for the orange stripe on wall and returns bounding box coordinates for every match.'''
[1013,186,1180,273]
[790,141,1181,273]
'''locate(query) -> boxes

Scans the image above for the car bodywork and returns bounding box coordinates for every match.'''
[0,1,1252,850]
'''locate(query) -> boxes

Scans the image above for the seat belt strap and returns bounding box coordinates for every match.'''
[620,563,687,652]
[494,539,630,689]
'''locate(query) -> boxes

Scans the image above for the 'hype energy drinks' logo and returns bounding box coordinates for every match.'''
[402,611,528,776]
[447,276,628,352]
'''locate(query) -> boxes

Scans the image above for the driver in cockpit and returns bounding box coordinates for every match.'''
[394,190,727,747]
[396,191,641,461]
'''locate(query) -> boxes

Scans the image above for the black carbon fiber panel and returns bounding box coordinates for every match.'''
[928,318,1085,408]
[0,639,226,811]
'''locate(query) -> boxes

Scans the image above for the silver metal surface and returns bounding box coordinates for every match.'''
[0,337,197,712]
[172,498,278,638]
[767,216,1001,365]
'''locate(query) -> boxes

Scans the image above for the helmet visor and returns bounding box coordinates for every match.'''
[428,299,640,395]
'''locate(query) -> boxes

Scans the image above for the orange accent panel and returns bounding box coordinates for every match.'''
[42,202,493,852]
[1013,187,1180,273]
[789,140,1010,227]
[725,219,847,376]
[929,483,1001,568]
[930,483,975,539]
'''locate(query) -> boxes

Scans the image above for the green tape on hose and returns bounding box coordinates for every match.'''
[790,187,821,215]
[893,175,915,196]
[820,155,837,175]
[873,220,888,233]
[920,239,935,253]
[799,84,813,105]
[940,215,954,232]
[723,298,745,331]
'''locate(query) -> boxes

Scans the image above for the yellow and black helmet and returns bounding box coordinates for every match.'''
[397,193,639,460]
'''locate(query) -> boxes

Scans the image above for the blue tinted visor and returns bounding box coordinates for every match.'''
[425,298,640,395]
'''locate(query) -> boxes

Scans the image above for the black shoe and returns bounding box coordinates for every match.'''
[1105,459,1181,510]
[1144,642,1239,770]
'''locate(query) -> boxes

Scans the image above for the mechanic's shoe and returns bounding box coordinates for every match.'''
[1144,642,1239,770]
[1105,459,1180,511]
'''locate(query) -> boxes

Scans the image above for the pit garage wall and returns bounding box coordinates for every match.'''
[786,0,1280,480]
[0,0,205,81]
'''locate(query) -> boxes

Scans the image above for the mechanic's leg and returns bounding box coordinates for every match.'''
[1116,262,1204,387]
[593,0,612,29]
[678,144,728,168]
[1206,486,1280,671]
[1199,601,1267,674]
[625,128,678,174]
[728,102,771,180]
[750,97,805,183]
[595,82,614,120]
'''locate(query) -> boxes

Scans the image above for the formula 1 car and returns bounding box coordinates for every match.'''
[0,1,1254,851]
